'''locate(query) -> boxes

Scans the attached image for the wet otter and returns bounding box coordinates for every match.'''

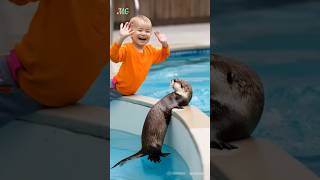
[211,54,264,149]
[112,79,193,168]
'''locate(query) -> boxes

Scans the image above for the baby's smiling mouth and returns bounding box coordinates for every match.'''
[138,37,147,41]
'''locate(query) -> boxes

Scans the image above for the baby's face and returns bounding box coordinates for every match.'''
[130,20,152,48]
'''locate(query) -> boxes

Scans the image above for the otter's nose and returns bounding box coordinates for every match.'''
[170,79,175,86]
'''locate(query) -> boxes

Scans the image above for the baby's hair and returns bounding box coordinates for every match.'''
[129,15,152,27]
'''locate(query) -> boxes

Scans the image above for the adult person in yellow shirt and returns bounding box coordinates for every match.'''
[110,15,170,96]
[0,0,108,125]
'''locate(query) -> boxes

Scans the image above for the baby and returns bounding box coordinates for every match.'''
[1,0,107,123]
[110,15,170,96]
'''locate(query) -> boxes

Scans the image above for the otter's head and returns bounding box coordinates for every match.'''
[170,79,193,106]
[211,54,264,117]
[211,54,264,141]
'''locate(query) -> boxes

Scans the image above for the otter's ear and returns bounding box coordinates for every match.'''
[227,72,233,84]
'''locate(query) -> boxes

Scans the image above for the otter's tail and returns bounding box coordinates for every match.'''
[111,150,145,168]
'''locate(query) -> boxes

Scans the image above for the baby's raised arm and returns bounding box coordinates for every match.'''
[116,22,134,45]
[154,31,168,48]
[110,22,133,63]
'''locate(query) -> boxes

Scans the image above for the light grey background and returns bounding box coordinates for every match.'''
[0,1,37,54]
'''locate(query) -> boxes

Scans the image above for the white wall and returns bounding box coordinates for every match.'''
[0,1,37,54]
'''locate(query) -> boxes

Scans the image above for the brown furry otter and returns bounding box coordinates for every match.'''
[112,79,193,168]
[211,54,264,149]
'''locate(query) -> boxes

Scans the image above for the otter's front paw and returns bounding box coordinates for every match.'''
[211,140,238,150]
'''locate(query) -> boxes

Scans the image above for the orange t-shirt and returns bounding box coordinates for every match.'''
[110,43,170,95]
[13,0,108,107]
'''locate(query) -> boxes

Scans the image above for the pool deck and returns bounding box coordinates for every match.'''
[211,138,320,180]
[0,105,108,180]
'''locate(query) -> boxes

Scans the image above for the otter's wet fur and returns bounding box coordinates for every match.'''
[211,54,264,150]
[112,79,192,168]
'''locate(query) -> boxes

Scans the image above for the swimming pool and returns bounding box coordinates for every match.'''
[243,60,320,176]
[212,1,320,176]
[138,49,210,116]
[110,129,192,180]
[110,97,208,180]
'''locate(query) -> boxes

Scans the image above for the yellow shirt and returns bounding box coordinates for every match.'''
[13,0,108,107]
[110,43,170,95]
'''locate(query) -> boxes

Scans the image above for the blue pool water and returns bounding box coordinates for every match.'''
[110,129,192,180]
[138,49,210,116]
[249,60,320,176]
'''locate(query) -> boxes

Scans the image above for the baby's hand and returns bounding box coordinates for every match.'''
[155,31,168,48]
[119,22,134,39]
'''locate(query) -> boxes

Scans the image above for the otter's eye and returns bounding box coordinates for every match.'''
[227,72,233,84]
